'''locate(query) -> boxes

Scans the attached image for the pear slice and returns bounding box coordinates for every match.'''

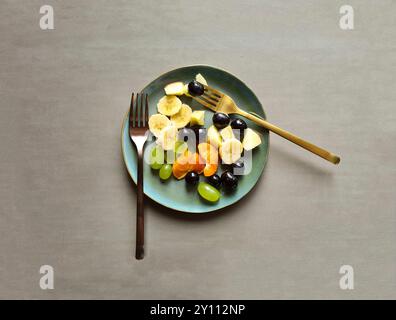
[242,128,262,151]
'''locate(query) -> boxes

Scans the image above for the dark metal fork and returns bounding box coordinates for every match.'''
[129,93,149,260]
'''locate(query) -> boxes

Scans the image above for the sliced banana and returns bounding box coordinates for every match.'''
[148,114,171,137]
[157,126,178,150]
[170,104,192,128]
[207,125,222,148]
[157,95,182,116]
[219,138,243,164]
[190,110,205,126]
[164,82,187,96]
[242,128,262,151]
[195,73,208,86]
[220,126,235,141]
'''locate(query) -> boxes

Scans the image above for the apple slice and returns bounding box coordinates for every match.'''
[190,110,205,126]
[242,128,262,151]
[220,126,235,141]
[219,138,243,164]
[207,125,222,148]
[195,73,208,86]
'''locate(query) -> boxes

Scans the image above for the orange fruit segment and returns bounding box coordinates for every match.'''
[197,143,219,177]
[172,151,191,180]
[198,143,218,164]
[173,145,220,179]
[203,163,218,177]
[173,151,206,179]
[189,152,205,174]
[172,166,188,180]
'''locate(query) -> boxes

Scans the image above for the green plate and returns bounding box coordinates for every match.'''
[121,65,269,213]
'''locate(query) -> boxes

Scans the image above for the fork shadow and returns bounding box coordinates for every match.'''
[269,142,336,177]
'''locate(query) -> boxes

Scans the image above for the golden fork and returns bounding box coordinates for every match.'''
[192,85,340,165]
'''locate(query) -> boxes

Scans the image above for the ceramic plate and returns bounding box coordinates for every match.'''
[121,65,269,213]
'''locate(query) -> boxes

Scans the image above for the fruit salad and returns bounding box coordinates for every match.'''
[148,74,262,204]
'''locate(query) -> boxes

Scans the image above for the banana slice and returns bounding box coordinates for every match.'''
[148,114,171,137]
[164,82,187,96]
[220,126,235,141]
[242,128,262,150]
[219,138,243,164]
[190,110,205,126]
[157,126,178,150]
[207,125,222,148]
[170,104,192,128]
[195,73,208,86]
[157,95,182,116]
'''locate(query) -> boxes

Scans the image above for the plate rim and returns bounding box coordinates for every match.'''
[121,64,270,214]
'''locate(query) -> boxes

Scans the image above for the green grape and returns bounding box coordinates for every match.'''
[151,162,163,170]
[150,146,165,170]
[197,182,220,203]
[165,140,188,164]
[175,140,188,154]
[159,164,172,181]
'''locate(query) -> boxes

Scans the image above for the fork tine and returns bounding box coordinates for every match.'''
[206,90,222,100]
[201,92,220,105]
[200,94,218,107]
[139,92,144,127]
[144,94,149,127]
[191,96,217,112]
[130,92,135,127]
[135,93,139,127]
[204,85,223,98]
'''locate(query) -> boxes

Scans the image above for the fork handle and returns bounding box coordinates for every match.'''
[239,110,340,165]
[135,148,145,260]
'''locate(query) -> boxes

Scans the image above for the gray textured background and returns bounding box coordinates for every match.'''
[0,0,395,299]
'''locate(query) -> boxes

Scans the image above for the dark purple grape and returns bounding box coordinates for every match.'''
[231,118,247,141]
[212,113,230,130]
[232,160,245,175]
[221,171,238,191]
[231,118,247,130]
[185,172,200,185]
[207,174,221,189]
[232,160,244,170]
[188,80,204,96]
